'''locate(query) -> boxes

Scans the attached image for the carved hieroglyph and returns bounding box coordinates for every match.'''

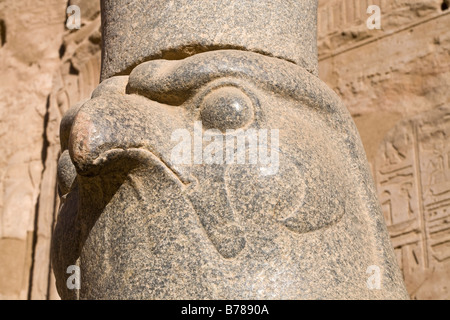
[52,0,408,299]
[375,106,450,299]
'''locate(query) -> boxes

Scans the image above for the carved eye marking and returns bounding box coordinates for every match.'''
[199,86,254,131]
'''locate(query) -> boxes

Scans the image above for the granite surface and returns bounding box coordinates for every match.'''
[52,0,408,299]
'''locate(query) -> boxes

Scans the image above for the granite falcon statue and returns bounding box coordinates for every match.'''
[52,0,408,299]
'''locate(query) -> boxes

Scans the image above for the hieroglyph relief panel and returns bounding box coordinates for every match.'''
[375,106,450,295]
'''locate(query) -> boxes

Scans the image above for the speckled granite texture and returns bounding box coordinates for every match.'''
[52,0,408,299]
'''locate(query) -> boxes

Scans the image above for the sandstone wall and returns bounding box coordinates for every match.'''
[319,0,450,299]
[0,0,448,299]
[0,0,101,300]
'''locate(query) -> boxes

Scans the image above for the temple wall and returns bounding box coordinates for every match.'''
[0,0,448,299]
[0,0,101,300]
[318,0,450,299]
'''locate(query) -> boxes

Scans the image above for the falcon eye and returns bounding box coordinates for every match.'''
[200,86,254,131]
